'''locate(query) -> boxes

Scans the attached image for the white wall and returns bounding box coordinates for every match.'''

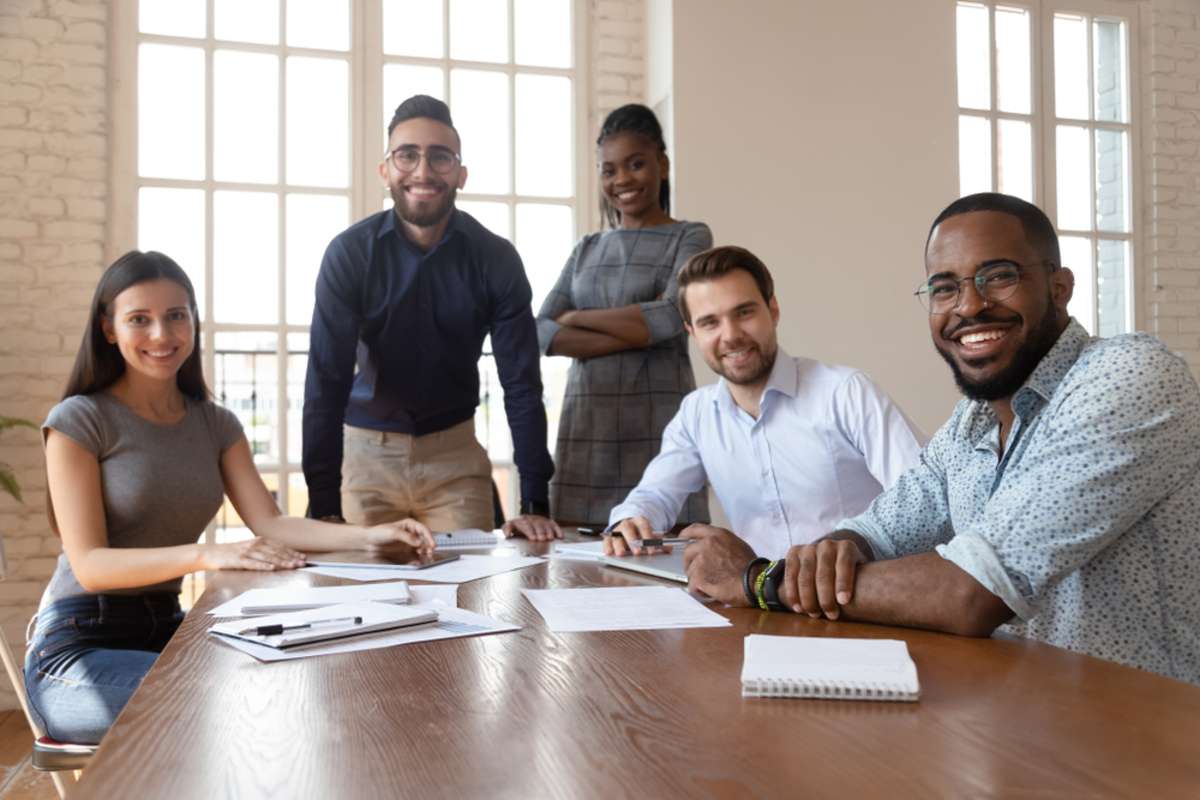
[659,0,968,434]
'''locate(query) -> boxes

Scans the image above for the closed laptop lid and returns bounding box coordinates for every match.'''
[601,550,688,584]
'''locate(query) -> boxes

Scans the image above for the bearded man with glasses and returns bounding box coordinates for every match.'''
[683,193,1200,685]
[303,95,559,542]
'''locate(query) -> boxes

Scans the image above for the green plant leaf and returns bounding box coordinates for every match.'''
[0,416,38,433]
[0,466,23,503]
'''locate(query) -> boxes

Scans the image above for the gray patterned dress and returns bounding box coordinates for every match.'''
[536,221,712,525]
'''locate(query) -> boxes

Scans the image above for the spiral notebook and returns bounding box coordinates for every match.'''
[741,635,920,702]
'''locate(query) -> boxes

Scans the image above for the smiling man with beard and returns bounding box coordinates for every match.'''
[605,245,925,561]
[683,194,1200,685]
[303,95,558,541]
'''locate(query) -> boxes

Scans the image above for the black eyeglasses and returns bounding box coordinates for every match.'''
[384,145,461,175]
[914,260,1056,315]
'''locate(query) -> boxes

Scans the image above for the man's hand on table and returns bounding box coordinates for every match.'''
[780,535,869,620]
[604,516,669,556]
[502,514,562,542]
[679,524,758,606]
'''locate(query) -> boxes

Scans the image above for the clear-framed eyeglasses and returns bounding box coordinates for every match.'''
[384,145,461,175]
[914,260,1055,315]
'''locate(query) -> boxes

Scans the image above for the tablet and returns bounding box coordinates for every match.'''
[305,553,461,570]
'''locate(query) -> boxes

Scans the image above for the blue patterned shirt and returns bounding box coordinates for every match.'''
[841,320,1200,685]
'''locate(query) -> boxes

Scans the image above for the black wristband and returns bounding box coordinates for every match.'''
[762,558,787,612]
[743,558,769,607]
[520,499,550,516]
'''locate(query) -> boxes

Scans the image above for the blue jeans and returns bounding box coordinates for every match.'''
[24,593,182,744]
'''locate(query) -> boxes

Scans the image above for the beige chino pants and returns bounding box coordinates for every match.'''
[340,419,494,532]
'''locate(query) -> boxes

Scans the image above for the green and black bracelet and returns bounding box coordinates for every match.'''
[743,557,769,607]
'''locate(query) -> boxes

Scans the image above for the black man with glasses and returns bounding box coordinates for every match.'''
[303,95,559,542]
[682,193,1200,685]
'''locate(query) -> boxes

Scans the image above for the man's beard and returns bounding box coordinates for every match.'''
[936,305,1064,402]
[712,341,778,386]
[391,181,457,228]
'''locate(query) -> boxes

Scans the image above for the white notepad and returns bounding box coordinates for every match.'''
[434,528,505,549]
[741,635,920,702]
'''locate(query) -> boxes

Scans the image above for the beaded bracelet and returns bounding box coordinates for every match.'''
[743,558,769,606]
[762,558,787,612]
[754,560,777,611]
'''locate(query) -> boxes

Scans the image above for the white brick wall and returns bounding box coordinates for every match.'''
[0,0,108,711]
[588,0,647,149]
[1147,0,1200,374]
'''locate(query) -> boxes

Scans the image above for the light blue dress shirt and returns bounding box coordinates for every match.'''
[842,321,1200,685]
[608,349,926,558]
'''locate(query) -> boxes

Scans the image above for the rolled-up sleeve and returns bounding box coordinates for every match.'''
[935,344,1200,621]
[640,222,713,345]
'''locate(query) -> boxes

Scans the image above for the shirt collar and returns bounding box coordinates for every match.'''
[376,207,463,250]
[1014,317,1090,406]
[714,347,796,418]
[963,317,1090,437]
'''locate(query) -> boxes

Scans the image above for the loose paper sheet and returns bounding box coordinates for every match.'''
[303,554,543,584]
[522,586,732,632]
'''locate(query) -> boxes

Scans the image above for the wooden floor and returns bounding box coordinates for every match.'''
[0,712,56,800]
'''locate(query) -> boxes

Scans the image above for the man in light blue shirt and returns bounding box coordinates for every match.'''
[606,245,925,558]
[684,193,1200,685]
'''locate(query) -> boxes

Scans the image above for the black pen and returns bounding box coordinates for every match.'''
[239,615,363,637]
[608,532,689,548]
[635,537,690,547]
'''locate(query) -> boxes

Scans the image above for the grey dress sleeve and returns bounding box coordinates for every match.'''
[640,222,714,344]
[536,238,586,355]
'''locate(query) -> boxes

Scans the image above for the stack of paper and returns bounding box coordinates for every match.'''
[207,580,413,616]
[209,600,438,650]
[522,586,731,632]
[210,603,520,662]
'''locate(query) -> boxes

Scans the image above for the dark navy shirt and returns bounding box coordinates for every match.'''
[302,208,554,519]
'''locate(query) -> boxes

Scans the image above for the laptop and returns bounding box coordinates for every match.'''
[601,548,689,584]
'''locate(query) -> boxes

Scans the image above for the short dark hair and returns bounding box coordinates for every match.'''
[677,245,775,324]
[387,94,459,146]
[597,103,669,230]
[926,192,1061,267]
[63,250,209,403]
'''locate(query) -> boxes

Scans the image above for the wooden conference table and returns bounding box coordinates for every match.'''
[72,536,1200,799]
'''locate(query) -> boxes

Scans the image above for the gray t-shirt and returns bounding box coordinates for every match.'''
[39,392,243,607]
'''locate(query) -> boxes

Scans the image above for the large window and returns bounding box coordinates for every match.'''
[113,0,583,545]
[956,0,1137,336]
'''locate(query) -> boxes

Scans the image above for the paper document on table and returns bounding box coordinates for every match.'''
[522,586,732,632]
[303,554,543,584]
[207,580,412,617]
[550,540,607,560]
[210,605,519,662]
[409,584,459,607]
